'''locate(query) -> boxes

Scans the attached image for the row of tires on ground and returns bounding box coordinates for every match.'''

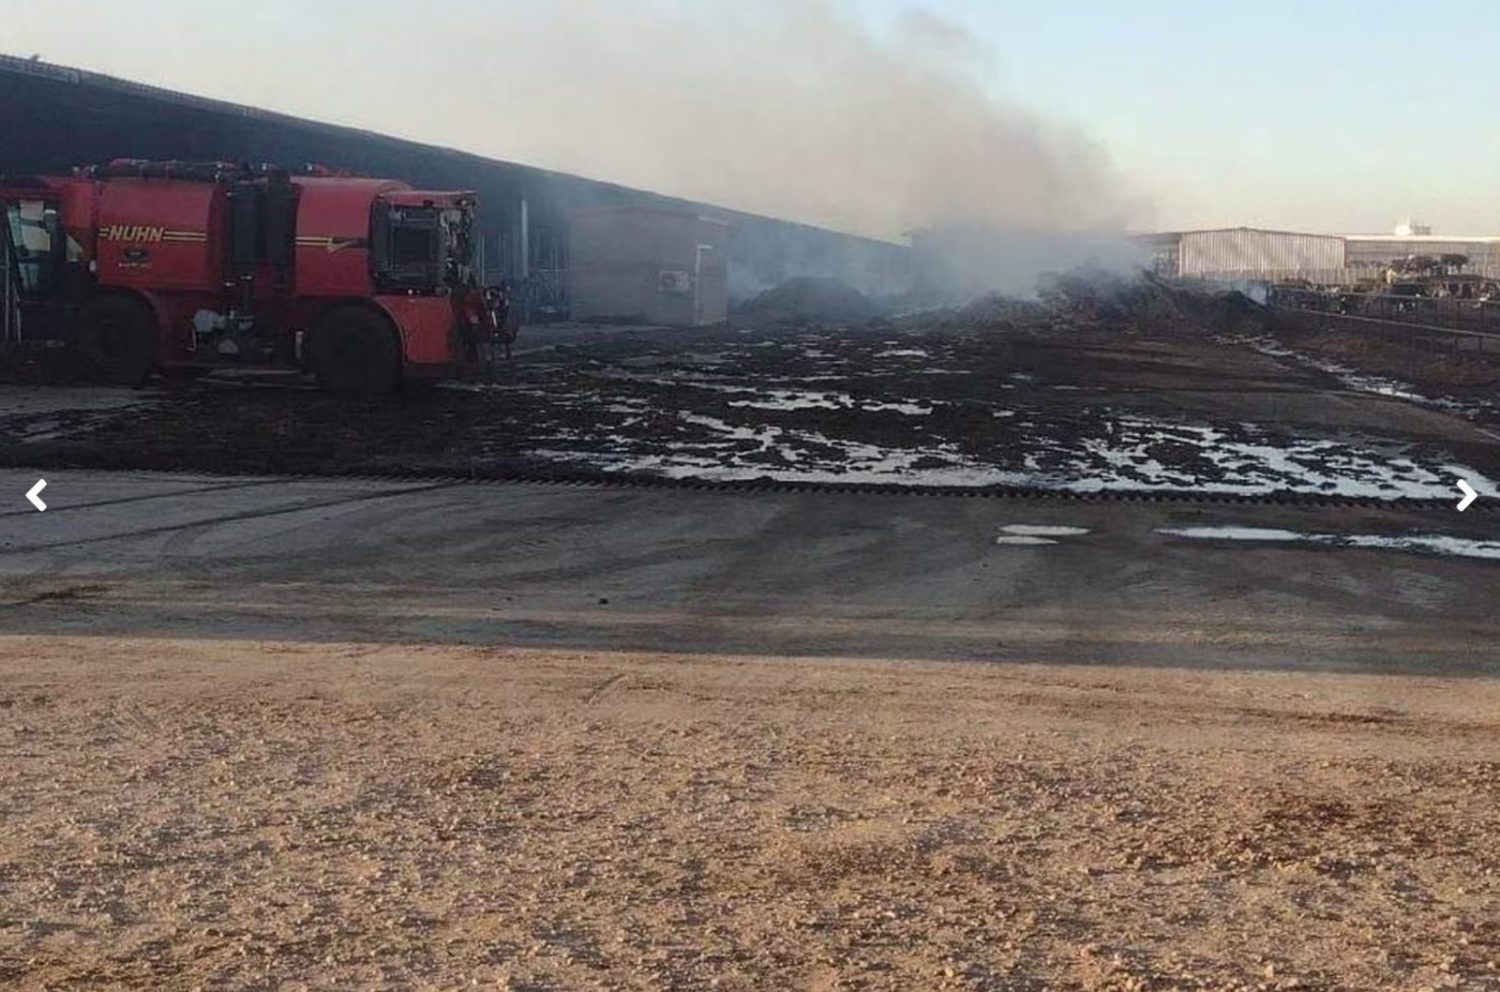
[66,295,401,395]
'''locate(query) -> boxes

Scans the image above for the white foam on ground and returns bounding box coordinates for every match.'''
[512,343,1499,501]
[863,401,932,415]
[722,392,932,416]
[1063,417,1497,501]
[542,414,1499,500]
[727,390,851,411]
[1158,526,1500,561]
[1161,526,1314,542]
[434,380,536,393]
[537,430,1028,487]
[676,413,782,449]
[1001,524,1090,537]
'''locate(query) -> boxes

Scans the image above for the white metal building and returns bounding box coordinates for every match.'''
[1147,228,1346,278]
[1143,225,1500,281]
[1342,234,1500,272]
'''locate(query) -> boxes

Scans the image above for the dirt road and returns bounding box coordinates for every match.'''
[2,636,1497,991]
[0,472,1497,989]
[2,469,1497,670]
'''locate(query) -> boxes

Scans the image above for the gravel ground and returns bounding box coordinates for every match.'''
[1,636,1497,991]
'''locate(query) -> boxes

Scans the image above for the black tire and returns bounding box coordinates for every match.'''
[309,306,402,396]
[76,295,159,386]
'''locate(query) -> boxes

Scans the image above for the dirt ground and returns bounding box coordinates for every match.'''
[4,303,1500,494]
[0,637,1494,992]
[4,293,1499,990]
[1267,312,1500,397]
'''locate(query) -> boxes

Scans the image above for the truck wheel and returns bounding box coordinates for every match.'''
[77,296,158,386]
[310,307,401,396]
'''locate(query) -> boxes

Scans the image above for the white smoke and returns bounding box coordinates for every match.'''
[478,1,1149,242]
[912,227,1153,301]
[5,0,1148,245]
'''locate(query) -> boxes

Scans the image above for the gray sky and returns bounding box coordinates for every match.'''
[4,0,1494,239]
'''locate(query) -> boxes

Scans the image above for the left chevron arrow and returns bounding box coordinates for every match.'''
[26,479,47,512]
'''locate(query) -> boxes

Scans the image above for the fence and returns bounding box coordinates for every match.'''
[1271,287,1500,332]
[1270,287,1500,356]
[1182,265,1500,287]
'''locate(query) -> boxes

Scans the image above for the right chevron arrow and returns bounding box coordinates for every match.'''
[1456,479,1477,512]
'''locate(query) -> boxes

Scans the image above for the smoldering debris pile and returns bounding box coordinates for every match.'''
[951,293,1050,326]
[1201,287,1272,335]
[1034,271,1269,335]
[733,268,1271,337]
[733,277,878,325]
[926,271,1261,334]
[1037,270,1183,329]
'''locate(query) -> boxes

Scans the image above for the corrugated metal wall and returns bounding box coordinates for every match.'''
[1177,229,1345,276]
[1180,267,1470,287]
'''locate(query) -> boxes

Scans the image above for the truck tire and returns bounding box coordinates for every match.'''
[76,296,158,386]
[310,306,402,396]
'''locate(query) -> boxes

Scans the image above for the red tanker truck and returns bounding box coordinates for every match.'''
[0,159,497,393]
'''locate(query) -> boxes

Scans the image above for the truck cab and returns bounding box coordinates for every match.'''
[1,182,78,349]
[2,163,488,393]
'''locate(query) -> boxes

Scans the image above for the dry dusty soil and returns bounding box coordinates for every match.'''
[1,637,1498,992]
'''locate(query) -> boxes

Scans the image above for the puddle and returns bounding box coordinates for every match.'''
[1158,525,1500,561]
[1001,524,1090,537]
[1162,526,1306,542]
[994,535,1058,546]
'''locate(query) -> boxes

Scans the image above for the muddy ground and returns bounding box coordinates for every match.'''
[1268,310,1500,392]
[3,302,1500,500]
[1265,311,1500,422]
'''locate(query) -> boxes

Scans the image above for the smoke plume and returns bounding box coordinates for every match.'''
[7,0,1146,246]
[480,0,1145,242]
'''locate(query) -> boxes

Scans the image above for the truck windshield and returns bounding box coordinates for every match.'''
[4,199,58,294]
[376,205,440,291]
[373,203,474,292]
